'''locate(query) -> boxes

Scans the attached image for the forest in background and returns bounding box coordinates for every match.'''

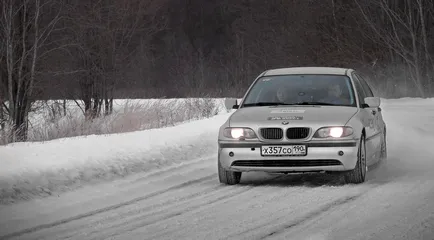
[1,0,434,141]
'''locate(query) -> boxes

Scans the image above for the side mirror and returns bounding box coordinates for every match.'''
[364,97,380,108]
[224,98,238,110]
[232,104,239,109]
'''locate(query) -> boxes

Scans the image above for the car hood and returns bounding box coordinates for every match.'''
[229,106,358,128]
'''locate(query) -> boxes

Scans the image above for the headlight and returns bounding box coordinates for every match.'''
[223,127,257,139]
[313,126,353,138]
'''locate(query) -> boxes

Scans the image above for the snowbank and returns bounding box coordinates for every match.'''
[0,108,233,204]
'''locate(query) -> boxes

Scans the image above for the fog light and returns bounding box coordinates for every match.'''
[229,152,234,157]
[338,151,344,156]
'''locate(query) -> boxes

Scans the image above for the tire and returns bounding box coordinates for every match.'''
[218,159,242,185]
[343,135,367,184]
[380,129,387,161]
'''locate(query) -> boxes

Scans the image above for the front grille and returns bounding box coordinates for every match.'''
[260,128,283,140]
[286,127,310,139]
[231,160,342,167]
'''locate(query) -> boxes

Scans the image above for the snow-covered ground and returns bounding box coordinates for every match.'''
[1,97,434,240]
[0,98,229,204]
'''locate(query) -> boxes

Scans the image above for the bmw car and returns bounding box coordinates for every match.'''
[218,67,387,185]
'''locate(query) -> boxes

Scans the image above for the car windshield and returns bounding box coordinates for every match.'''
[241,74,357,107]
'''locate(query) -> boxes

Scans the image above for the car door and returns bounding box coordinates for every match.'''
[351,73,377,166]
[356,73,384,161]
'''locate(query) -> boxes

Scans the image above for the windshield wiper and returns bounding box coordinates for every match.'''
[242,101,337,108]
[292,101,337,106]
[242,102,296,107]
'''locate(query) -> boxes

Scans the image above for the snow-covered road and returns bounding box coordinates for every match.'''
[1,98,434,240]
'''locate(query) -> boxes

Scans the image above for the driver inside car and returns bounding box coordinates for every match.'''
[276,87,300,103]
[276,86,313,104]
[276,87,288,102]
[321,83,350,105]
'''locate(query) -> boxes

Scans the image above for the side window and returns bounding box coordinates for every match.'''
[351,73,367,105]
[356,73,374,97]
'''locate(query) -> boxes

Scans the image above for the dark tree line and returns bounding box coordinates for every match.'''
[1,0,434,141]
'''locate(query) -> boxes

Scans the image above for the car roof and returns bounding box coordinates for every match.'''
[263,67,352,76]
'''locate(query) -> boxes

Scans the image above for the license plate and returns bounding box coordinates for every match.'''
[261,145,307,156]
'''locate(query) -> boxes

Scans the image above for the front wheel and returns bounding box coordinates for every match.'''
[218,159,242,185]
[343,135,367,184]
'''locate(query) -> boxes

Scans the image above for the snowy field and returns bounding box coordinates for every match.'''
[0,97,434,239]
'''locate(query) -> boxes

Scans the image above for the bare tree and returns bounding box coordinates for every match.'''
[354,0,434,97]
[65,0,168,119]
[0,0,63,142]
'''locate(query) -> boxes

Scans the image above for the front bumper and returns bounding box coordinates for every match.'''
[218,140,359,173]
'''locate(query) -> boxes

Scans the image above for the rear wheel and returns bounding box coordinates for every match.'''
[218,159,242,185]
[343,135,367,184]
[380,129,387,161]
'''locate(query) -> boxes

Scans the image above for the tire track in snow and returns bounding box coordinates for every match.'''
[84,175,287,240]
[6,172,286,240]
[0,173,217,240]
[258,194,361,240]
[126,157,210,185]
[38,177,221,240]
[123,174,358,240]
[225,182,384,240]
[56,180,229,239]
[88,187,255,240]
[145,185,310,240]
[258,183,385,239]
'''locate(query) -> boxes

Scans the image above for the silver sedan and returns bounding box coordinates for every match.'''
[218,67,387,185]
